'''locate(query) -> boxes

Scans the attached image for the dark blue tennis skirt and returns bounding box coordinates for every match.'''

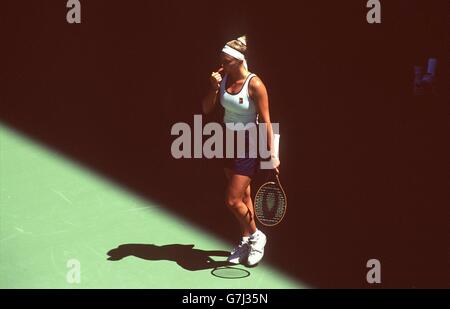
[222,125,260,178]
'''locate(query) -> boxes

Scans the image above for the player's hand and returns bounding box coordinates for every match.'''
[272,156,280,174]
[210,67,224,90]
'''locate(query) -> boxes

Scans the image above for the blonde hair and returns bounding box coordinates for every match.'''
[226,35,247,56]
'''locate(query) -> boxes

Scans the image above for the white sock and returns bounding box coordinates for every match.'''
[242,236,250,242]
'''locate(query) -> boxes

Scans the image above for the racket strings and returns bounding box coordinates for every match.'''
[254,183,286,225]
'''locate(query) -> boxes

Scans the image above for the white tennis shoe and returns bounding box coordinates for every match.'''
[247,230,267,266]
[227,239,250,264]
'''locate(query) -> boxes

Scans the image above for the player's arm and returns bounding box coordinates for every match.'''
[202,68,223,115]
[250,76,280,169]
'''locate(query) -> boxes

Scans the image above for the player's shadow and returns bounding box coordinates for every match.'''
[107,244,232,271]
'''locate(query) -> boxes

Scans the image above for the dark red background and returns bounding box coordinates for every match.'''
[1,0,448,287]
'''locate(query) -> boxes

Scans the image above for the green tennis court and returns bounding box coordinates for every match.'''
[0,123,306,288]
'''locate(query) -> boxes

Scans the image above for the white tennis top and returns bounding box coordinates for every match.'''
[220,73,258,129]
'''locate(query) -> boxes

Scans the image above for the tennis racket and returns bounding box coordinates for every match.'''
[254,170,287,226]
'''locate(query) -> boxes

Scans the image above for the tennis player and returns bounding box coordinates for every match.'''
[202,35,280,266]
